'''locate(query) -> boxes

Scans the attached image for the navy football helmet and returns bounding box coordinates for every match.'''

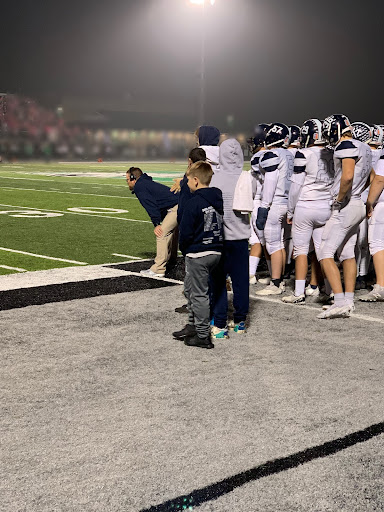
[322,114,352,146]
[370,125,384,147]
[264,123,290,148]
[300,119,325,148]
[247,123,269,153]
[351,122,372,143]
[288,125,301,148]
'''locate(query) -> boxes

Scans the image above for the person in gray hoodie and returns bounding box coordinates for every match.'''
[210,138,250,338]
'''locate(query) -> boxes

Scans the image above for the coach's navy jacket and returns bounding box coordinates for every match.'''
[179,187,224,256]
[133,173,179,226]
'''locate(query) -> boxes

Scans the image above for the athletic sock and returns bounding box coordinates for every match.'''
[344,292,354,305]
[272,278,282,288]
[334,293,345,306]
[295,280,306,296]
[249,256,260,276]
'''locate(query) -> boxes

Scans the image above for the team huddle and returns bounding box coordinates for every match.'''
[128,117,384,348]
[249,115,384,319]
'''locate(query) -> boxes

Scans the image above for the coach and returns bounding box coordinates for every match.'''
[126,167,179,277]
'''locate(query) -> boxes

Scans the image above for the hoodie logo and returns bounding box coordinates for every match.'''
[202,206,223,244]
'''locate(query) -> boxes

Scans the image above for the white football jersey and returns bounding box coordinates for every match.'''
[331,138,372,201]
[287,147,299,158]
[292,146,335,202]
[362,147,381,202]
[250,149,265,202]
[259,148,294,207]
[374,154,384,203]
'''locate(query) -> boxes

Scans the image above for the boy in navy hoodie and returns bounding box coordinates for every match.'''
[173,161,224,349]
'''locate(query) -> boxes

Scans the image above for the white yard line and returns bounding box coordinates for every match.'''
[0,203,151,223]
[0,247,88,265]
[250,294,384,325]
[112,253,142,259]
[0,176,125,188]
[0,265,27,272]
[0,185,135,199]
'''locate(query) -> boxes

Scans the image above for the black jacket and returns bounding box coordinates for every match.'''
[179,187,224,256]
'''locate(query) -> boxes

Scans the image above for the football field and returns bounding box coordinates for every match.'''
[0,161,187,274]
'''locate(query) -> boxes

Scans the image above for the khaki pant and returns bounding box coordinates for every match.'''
[150,205,179,275]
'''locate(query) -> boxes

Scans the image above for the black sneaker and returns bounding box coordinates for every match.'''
[175,304,189,314]
[184,334,214,349]
[172,324,196,340]
[355,276,367,290]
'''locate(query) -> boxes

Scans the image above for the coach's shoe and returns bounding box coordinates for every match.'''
[249,275,257,285]
[258,276,271,285]
[255,282,283,295]
[355,276,367,291]
[172,324,196,340]
[305,285,320,297]
[140,269,165,278]
[359,284,384,302]
[184,334,214,349]
[228,320,246,333]
[282,293,305,304]
[317,302,354,319]
[211,325,229,340]
[175,303,189,314]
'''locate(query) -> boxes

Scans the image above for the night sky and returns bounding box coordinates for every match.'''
[1,0,383,132]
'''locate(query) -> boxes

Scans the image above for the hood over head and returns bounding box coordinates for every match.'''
[219,138,244,176]
[198,125,220,146]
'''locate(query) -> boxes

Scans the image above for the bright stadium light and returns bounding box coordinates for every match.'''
[188,0,216,124]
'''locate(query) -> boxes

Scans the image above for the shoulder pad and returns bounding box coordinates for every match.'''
[336,140,356,151]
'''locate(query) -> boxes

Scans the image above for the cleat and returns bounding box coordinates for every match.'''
[282,293,305,304]
[172,324,196,340]
[359,284,384,302]
[175,303,189,314]
[184,334,214,349]
[317,303,354,319]
[305,285,320,297]
[211,325,229,340]
[255,282,283,295]
[249,275,257,285]
[355,276,367,291]
[258,276,271,285]
[140,269,165,278]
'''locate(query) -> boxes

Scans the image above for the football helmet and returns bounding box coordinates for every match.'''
[264,123,290,148]
[351,122,372,143]
[247,123,269,154]
[370,125,384,147]
[322,114,352,146]
[300,119,325,148]
[288,125,301,147]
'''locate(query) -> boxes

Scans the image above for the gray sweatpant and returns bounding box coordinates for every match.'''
[184,253,221,338]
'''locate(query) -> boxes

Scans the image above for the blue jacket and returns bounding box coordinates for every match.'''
[179,187,224,256]
[134,173,179,226]
[198,125,220,146]
[177,174,193,224]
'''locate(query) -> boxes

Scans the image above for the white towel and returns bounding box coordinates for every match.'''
[233,170,254,213]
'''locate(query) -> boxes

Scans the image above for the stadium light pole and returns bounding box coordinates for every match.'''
[189,0,215,126]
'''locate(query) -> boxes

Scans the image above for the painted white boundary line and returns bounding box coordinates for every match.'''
[112,253,142,259]
[0,247,88,265]
[125,270,183,285]
[0,265,27,272]
[0,203,151,223]
[0,186,136,199]
[250,294,384,325]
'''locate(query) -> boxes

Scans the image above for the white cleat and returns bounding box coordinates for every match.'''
[255,283,283,296]
[305,285,320,297]
[140,269,165,278]
[317,303,354,319]
[282,293,305,304]
[249,275,257,285]
[258,276,271,285]
[359,284,384,302]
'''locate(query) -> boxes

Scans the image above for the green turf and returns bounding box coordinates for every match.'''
[0,161,186,273]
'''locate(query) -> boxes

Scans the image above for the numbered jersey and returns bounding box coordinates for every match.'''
[259,148,294,207]
[374,154,384,204]
[331,138,372,201]
[362,147,381,202]
[250,149,265,202]
[292,146,335,202]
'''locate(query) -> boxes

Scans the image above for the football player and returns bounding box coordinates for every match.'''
[360,150,384,301]
[317,114,372,319]
[248,124,269,284]
[254,123,294,295]
[282,119,334,304]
